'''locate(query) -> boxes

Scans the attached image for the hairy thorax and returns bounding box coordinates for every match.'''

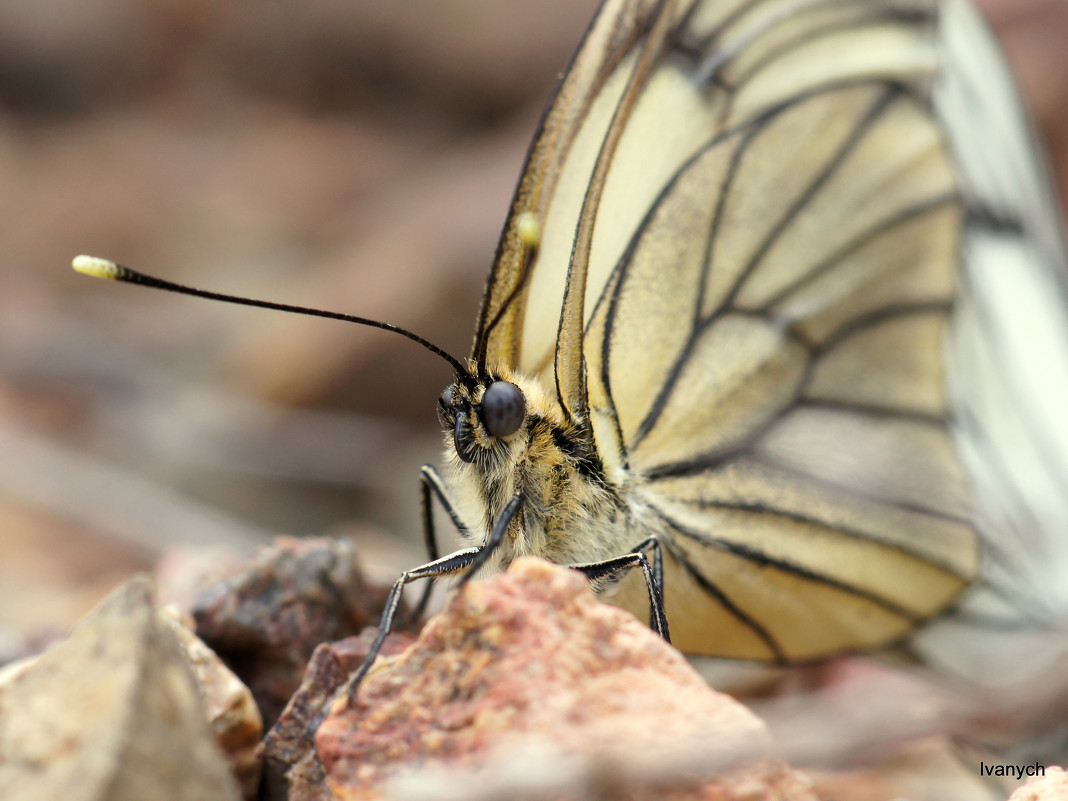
[444,367,648,575]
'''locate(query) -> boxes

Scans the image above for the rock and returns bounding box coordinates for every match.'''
[0,575,240,801]
[315,557,816,801]
[161,609,264,800]
[192,536,402,728]
[1007,765,1067,800]
[261,629,417,801]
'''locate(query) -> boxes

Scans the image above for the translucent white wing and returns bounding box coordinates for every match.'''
[912,0,1068,688]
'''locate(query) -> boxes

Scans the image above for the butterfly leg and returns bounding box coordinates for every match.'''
[570,537,670,643]
[406,464,473,621]
[455,493,522,587]
[345,545,481,702]
[345,493,522,702]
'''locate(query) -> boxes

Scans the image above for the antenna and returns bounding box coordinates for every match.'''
[72,256,468,376]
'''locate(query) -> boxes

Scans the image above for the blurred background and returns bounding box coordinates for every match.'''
[0,0,1066,656]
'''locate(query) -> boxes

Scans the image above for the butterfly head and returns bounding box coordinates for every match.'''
[438,372,529,466]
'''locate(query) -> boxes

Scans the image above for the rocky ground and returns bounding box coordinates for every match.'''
[0,2,1067,799]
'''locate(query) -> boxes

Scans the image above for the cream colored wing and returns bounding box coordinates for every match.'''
[574,0,979,660]
[476,0,948,399]
[473,0,665,374]
[476,0,985,661]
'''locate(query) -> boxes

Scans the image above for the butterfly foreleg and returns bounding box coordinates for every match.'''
[408,464,474,620]
[345,492,522,701]
[455,493,522,587]
[570,537,670,643]
[345,544,482,702]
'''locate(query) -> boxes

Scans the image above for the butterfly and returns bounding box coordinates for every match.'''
[74,0,1068,691]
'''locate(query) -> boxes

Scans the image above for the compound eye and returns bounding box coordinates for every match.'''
[481,381,525,437]
[437,386,454,429]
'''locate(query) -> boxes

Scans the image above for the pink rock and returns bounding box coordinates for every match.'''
[315,557,815,801]
[1008,765,1068,800]
[261,629,416,801]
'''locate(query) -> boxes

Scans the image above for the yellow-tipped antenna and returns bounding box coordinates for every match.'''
[515,212,541,250]
[472,211,543,370]
[71,255,468,376]
[72,255,123,281]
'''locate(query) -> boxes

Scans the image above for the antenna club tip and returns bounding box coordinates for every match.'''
[72,255,122,280]
[516,212,541,249]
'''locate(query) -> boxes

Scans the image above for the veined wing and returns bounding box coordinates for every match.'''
[475,0,944,397]
[572,0,978,660]
[472,0,662,375]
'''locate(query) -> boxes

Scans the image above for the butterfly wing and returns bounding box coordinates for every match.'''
[472,0,667,376]
[910,0,1068,688]
[586,0,978,661]
[479,0,987,661]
